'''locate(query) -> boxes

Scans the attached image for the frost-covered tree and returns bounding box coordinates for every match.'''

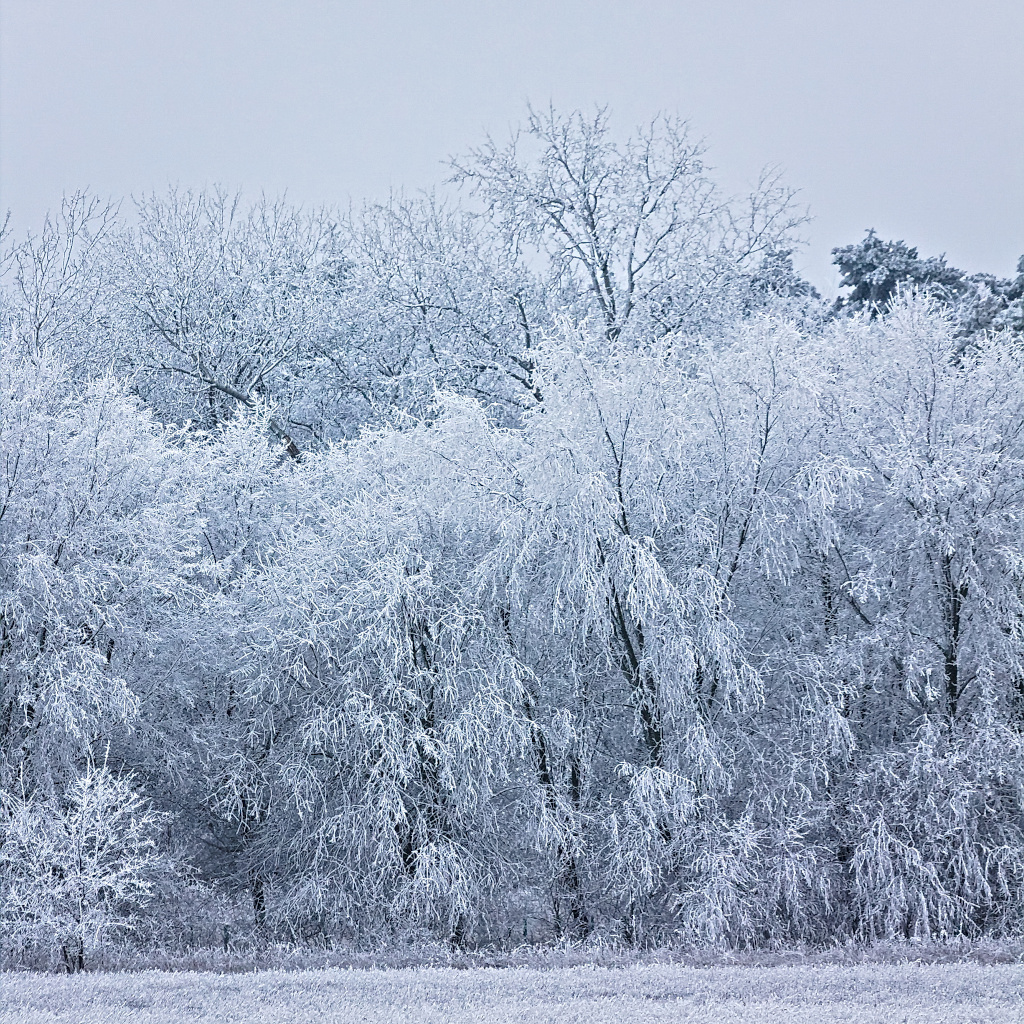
[338,195,548,420]
[103,189,352,448]
[0,334,196,797]
[229,410,532,944]
[332,108,815,431]
[3,192,118,360]
[0,766,166,971]
[832,230,1024,339]
[739,300,1024,942]
[451,105,811,342]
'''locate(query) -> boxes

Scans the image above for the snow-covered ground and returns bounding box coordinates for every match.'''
[3,963,1022,1023]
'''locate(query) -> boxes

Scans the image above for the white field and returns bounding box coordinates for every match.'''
[1,963,1022,1023]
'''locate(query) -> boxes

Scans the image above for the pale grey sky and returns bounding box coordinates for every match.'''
[1,0,1021,292]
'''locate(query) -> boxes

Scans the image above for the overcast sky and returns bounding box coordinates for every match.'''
[1,0,1021,293]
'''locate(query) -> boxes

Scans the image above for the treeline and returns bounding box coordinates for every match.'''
[2,108,1024,970]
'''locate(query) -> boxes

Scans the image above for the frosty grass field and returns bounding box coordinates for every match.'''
[2,964,1023,1023]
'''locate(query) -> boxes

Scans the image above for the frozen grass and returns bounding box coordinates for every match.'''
[12,934,1023,974]
[2,963,1023,1023]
